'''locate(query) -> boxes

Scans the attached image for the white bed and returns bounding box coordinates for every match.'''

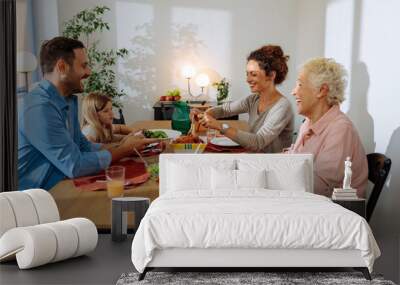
[131,154,380,280]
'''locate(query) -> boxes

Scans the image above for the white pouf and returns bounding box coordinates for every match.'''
[0,189,98,269]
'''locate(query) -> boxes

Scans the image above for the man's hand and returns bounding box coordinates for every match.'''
[108,136,161,163]
[120,131,144,145]
[121,136,160,151]
[130,128,145,137]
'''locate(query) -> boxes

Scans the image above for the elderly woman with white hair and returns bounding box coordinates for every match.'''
[288,58,368,198]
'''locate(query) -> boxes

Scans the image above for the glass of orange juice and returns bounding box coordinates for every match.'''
[105,166,125,198]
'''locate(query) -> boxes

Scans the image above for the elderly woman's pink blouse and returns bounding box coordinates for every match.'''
[288,105,368,197]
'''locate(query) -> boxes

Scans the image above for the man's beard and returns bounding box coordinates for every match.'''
[62,75,84,96]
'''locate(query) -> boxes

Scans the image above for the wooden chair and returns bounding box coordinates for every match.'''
[366,153,392,222]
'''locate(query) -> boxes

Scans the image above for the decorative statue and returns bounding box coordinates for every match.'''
[342,157,353,190]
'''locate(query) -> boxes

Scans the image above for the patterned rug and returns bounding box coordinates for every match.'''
[117,271,396,285]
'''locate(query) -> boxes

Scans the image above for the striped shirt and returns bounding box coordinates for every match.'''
[209,94,294,153]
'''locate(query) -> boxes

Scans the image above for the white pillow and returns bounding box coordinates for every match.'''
[211,169,267,190]
[236,169,267,188]
[211,168,236,190]
[266,162,307,191]
[238,159,308,191]
[167,160,235,192]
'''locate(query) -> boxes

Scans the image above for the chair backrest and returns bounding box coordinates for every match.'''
[366,153,392,222]
[112,108,125,124]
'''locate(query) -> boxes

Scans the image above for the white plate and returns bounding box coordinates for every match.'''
[149,129,182,139]
[210,136,240,147]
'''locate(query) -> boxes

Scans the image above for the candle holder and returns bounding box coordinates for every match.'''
[181,65,195,99]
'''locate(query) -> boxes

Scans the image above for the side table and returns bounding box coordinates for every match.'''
[111,197,150,241]
[332,198,366,218]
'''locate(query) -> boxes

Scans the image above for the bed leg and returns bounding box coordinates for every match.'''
[354,267,371,280]
[138,268,148,281]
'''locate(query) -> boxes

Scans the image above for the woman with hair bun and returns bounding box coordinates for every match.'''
[196,45,294,153]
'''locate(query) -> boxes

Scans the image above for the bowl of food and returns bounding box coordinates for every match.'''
[170,135,207,153]
[160,88,181,101]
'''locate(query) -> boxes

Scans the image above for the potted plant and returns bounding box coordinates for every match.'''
[212,78,229,105]
[62,6,128,112]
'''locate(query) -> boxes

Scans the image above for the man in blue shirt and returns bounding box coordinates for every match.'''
[18,37,158,190]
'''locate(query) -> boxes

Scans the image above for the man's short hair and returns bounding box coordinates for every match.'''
[39,37,85,74]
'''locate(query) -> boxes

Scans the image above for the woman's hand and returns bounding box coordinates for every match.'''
[198,113,222,131]
[190,108,202,122]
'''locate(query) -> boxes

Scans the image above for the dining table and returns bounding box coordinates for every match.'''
[49,120,249,230]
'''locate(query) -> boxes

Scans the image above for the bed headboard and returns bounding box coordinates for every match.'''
[159,153,314,196]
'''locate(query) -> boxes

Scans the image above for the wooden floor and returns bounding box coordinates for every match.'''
[0,234,134,285]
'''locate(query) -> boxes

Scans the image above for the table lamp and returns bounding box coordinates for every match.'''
[195,73,210,100]
[17,51,37,92]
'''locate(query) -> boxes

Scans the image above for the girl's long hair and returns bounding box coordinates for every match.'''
[81,92,114,143]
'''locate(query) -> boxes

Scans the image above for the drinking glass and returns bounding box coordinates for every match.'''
[106,166,125,198]
[206,128,217,144]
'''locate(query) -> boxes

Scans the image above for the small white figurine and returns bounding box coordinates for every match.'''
[342,157,352,190]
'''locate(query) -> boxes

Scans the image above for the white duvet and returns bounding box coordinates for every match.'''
[131,190,380,273]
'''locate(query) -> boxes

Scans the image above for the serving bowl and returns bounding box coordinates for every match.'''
[170,143,207,153]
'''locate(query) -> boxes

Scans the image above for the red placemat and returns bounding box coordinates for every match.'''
[205,143,246,153]
[73,160,150,191]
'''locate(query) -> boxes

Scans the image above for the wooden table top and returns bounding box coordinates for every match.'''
[49,120,248,229]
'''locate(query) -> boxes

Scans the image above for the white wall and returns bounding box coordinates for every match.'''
[356,0,400,282]
[57,0,300,125]
[294,0,327,129]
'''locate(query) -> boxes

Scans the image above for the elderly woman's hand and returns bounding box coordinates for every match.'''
[198,113,222,131]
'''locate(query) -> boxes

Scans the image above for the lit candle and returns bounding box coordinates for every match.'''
[181,65,195,79]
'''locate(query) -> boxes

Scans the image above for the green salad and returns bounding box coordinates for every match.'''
[147,163,159,179]
[143,130,168,139]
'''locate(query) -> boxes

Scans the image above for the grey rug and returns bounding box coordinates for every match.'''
[117,271,396,285]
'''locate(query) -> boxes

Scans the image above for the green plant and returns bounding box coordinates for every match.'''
[62,6,128,107]
[212,78,229,104]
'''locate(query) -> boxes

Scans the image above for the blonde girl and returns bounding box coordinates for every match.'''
[81,92,137,143]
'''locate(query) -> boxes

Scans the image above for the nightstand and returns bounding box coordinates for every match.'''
[332,198,366,218]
